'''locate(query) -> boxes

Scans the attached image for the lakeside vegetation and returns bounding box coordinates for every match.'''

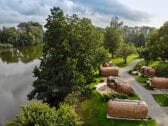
[0,21,43,47]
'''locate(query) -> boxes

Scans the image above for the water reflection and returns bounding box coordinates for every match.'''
[0,44,43,126]
[0,44,43,64]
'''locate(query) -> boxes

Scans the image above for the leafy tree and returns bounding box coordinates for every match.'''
[141,48,150,66]
[132,33,146,47]
[147,22,168,60]
[7,101,81,126]
[0,27,18,45]
[28,7,109,106]
[0,21,43,47]
[110,16,123,29]
[104,27,123,57]
[117,43,136,63]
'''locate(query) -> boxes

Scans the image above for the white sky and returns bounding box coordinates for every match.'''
[119,0,168,27]
[0,0,167,28]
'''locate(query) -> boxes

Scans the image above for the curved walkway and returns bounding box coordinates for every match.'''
[119,59,168,126]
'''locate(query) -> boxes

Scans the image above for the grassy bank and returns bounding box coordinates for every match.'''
[112,54,139,67]
[76,77,157,126]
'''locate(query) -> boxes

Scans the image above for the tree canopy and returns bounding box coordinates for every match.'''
[146,22,168,60]
[27,7,109,106]
[104,17,124,57]
[117,43,136,63]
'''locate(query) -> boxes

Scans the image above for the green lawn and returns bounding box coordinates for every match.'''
[136,76,148,83]
[135,76,154,90]
[76,87,157,126]
[112,54,139,67]
[152,94,168,107]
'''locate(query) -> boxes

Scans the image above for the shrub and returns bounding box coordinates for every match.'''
[101,93,128,102]
[133,61,146,71]
[155,62,168,77]
[7,101,82,126]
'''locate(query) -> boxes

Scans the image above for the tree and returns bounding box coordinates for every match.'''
[117,43,136,63]
[110,16,123,29]
[0,27,18,45]
[146,22,168,60]
[28,7,109,106]
[104,17,124,57]
[7,101,81,126]
[132,33,146,47]
[104,27,123,57]
[0,22,43,47]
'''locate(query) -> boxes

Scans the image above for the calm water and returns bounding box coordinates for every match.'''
[0,44,43,126]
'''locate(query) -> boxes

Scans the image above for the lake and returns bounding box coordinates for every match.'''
[0,44,43,126]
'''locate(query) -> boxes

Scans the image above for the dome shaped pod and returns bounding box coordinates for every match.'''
[107,76,132,95]
[100,67,119,76]
[151,77,168,88]
[107,99,148,119]
[140,66,156,77]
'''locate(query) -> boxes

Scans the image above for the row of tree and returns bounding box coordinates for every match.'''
[141,22,168,65]
[0,21,43,47]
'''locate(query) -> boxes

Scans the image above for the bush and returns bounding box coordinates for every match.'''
[7,101,82,126]
[101,93,128,102]
[155,62,168,77]
[136,76,149,83]
[133,60,146,71]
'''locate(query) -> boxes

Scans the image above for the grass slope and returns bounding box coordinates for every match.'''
[152,94,168,107]
[76,78,157,126]
[112,54,139,67]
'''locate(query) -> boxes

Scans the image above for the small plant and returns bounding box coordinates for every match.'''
[101,93,128,102]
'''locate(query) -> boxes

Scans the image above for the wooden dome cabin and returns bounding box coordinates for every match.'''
[107,99,148,119]
[151,77,168,88]
[100,67,119,76]
[140,66,156,77]
[107,76,132,95]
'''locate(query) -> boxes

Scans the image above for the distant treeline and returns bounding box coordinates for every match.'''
[0,21,43,47]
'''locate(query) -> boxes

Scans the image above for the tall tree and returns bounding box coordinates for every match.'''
[104,17,124,57]
[132,33,146,47]
[28,7,109,106]
[104,27,123,57]
[110,16,123,29]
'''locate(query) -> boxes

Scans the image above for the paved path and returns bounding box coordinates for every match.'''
[119,59,168,126]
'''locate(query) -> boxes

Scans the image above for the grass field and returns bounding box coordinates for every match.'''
[135,76,148,83]
[76,79,157,126]
[152,94,168,107]
[112,54,139,67]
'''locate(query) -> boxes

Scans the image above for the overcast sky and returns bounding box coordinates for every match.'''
[0,0,168,28]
